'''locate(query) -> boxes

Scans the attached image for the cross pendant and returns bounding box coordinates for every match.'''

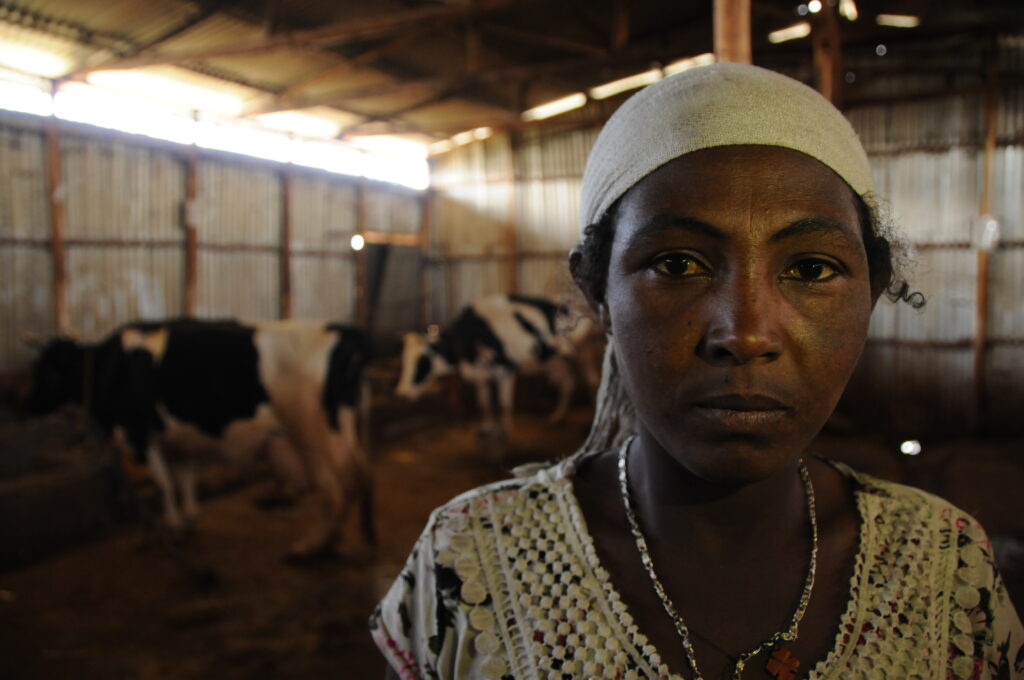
[765,646,801,680]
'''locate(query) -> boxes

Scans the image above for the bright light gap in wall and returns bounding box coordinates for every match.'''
[521,92,587,122]
[0,67,428,190]
[876,14,920,28]
[839,0,859,21]
[769,22,812,44]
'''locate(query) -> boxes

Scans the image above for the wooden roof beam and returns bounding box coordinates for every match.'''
[240,31,428,116]
[478,22,608,58]
[70,0,545,75]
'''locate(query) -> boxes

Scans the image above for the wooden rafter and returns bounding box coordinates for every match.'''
[478,22,608,58]
[241,31,429,116]
[65,0,236,79]
[70,0,545,75]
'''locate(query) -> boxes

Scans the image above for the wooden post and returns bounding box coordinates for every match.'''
[419,189,432,327]
[973,76,999,430]
[355,179,368,327]
[279,171,293,319]
[611,0,629,52]
[812,5,842,104]
[183,150,198,316]
[713,0,751,64]
[505,131,519,294]
[46,122,68,334]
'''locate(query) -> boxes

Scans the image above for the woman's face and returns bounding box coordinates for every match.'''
[601,145,877,484]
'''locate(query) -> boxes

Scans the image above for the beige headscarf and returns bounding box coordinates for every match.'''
[575,62,874,456]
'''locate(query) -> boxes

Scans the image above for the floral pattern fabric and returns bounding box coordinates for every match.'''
[369,458,1024,679]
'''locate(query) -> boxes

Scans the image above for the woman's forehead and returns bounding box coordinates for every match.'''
[616,145,860,225]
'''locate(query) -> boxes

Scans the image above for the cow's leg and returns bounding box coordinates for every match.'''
[288,445,343,559]
[473,377,498,435]
[261,432,309,506]
[496,370,516,437]
[146,444,183,530]
[545,357,576,424]
[176,460,199,523]
[334,406,375,548]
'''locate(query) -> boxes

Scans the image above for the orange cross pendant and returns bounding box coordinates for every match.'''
[765,646,801,680]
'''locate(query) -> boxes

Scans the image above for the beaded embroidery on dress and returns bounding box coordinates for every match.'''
[370,458,1024,680]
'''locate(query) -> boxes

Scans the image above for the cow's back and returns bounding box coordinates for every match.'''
[464,295,566,371]
[253,320,368,436]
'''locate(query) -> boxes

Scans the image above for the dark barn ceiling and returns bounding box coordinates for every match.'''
[1,0,1022,142]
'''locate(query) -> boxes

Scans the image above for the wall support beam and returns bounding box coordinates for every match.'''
[713,0,751,64]
[812,4,842,104]
[45,122,68,334]
[973,74,999,430]
[183,151,199,316]
[279,171,293,319]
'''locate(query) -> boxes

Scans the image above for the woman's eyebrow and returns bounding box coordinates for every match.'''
[769,217,860,245]
[630,215,726,242]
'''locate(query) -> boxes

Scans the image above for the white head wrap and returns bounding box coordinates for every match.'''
[574,62,874,457]
[580,62,873,233]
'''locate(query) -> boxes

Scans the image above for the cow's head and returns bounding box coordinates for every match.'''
[26,337,86,414]
[395,329,453,400]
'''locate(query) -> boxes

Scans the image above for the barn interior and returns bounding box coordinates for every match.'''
[1,0,1023,678]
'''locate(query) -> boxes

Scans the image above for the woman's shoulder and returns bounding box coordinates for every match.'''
[828,459,984,530]
[422,455,579,532]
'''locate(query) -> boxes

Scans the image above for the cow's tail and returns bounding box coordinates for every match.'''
[358,374,376,546]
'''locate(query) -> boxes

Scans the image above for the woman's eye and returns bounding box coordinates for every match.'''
[783,259,839,282]
[652,253,710,278]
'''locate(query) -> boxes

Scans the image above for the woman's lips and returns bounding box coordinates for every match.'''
[690,394,792,430]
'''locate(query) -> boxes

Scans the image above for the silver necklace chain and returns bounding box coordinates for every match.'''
[617,438,819,680]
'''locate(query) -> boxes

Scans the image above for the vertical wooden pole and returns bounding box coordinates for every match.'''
[46,122,68,334]
[812,5,842,105]
[419,189,432,327]
[355,179,368,327]
[279,171,293,319]
[713,0,751,64]
[611,0,629,52]
[183,150,198,316]
[973,77,999,430]
[505,131,519,294]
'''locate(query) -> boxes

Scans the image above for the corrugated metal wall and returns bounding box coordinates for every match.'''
[0,121,52,372]
[0,113,422,372]
[426,76,1024,434]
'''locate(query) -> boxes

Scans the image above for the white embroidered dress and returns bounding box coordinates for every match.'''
[370,457,1024,680]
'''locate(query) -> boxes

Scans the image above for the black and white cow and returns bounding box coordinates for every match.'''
[396,294,597,436]
[27,318,373,559]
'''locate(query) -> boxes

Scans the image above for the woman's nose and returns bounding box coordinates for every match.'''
[696,276,784,366]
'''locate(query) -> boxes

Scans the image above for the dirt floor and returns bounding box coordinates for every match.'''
[0,398,597,680]
[1,395,1022,680]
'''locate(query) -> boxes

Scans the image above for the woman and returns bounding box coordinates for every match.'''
[370,63,1023,679]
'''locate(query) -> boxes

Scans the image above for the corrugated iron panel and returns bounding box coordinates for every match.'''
[435,260,506,321]
[848,94,985,154]
[0,245,52,372]
[990,248,1024,339]
[291,254,355,322]
[194,159,279,245]
[869,150,980,244]
[867,249,975,342]
[0,122,48,239]
[993,146,1024,240]
[62,136,184,240]
[517,177,581,252]
[289,173,357,251]
[988,345,1024,430]
[195,250,278,321]
[365,186,420,234]
[432,184,510,256]
[65,246,183,341]
[517,256,574,302]
[14,0,190,48]
[849,345,974,433]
